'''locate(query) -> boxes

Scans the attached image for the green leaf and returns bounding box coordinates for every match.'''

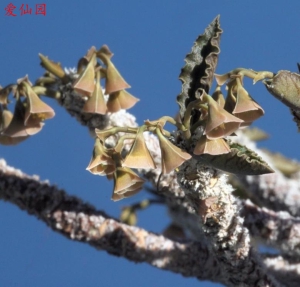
[193,142,274,175]
[177,15,222,119]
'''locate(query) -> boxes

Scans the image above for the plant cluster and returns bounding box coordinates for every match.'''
[3,16,300,286]
[1,16,300,202]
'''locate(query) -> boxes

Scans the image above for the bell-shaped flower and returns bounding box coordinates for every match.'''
[97,45,114,59]
[77,46,97,75]
[88,163,116,176]
[0,108,29,145]
[98,52,130,94]
[214,73,231,86]
[3,99,44,137]
[123,128,156,169]
[202,92,243,139]
[156,126,191,174]
[82,70,107,115]
[231,78,264,127]
[86,138,115,175]
[193,135,230,155]
[21,80,55,126]
[106,90,139,112]
[112,167,145,198]
[73,53,96,97]
[39,53,66,79]
[111,184,143,201]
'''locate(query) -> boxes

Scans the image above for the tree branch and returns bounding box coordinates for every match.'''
[243,200,300,258]
[0,159,221,283]
[263,254,300,287]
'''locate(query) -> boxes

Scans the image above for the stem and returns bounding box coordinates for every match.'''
[114,134,136,153]
[182,100,207,140]
[32,86,61,99]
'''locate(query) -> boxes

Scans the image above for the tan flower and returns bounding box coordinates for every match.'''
[106,90,139,112]
[82,70,107,115]
[202,92,243,139]
[98,51,130,94]
[0,108,28,145]
[225,78,264,127]
[112,167,144,200]
[86,138,115,176]
[156,126,191,174]
[73,51,96,97]
[3,99,44,137]
[193,136,230,155]
[20,80,55,126]
[123,128,156,169]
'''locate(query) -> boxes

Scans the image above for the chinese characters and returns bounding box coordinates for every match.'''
[4,3,46,16]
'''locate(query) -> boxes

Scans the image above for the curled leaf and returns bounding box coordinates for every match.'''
[177,16,222,119]
[264,70,300,111]
[193,142,274,175]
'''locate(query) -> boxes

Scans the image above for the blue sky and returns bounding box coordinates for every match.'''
[1,1,300,286]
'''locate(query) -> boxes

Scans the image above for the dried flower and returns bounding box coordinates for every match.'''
[106,90,139,113]
[73,51,96,97]
[98,51,130,94]
[112,167,144,200]
[82,70,107,114]
[225,78,264,127]
[86,138,115,176]
[156,125,191,174]
[123,128,156,169]
[193,136,230,155]
[202,92,243,139]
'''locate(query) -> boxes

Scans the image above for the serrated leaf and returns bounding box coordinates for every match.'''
[177,16,222,119]
[193,142,274,175]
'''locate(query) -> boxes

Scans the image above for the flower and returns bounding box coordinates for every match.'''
[202,92,243,139]
[106,90,139,112]
[156,125,191,174]
[112,167,144,200]
[225,78,264,127]
[3,99,44,137]
[122,128,156,169]
[21,80,55,126]
[193,136,230,155]
[82,70,107,115]
[98,51,130,94]
[73,50,96,97]
[86,138,115,176]
[0,108,28,145]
